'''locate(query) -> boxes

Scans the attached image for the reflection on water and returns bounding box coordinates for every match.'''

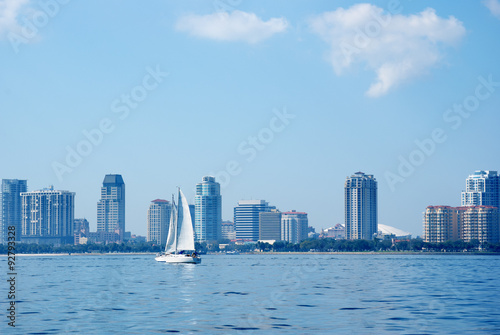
[2,254,500,334]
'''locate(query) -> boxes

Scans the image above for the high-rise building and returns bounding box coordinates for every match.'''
[147,199,171,245]
[189,204,195,230]
[21,186,75,244]
[461,170,500,208]
[423,206,460,243]
[423,205,499,243]
[461,206,499,243]
[97,174,125,241]
[344,172,378,240]
[195,176,222,242]
[234,200,275,242]
[1,179,27,243]
[281,210,309,244]
[259,209,281,241]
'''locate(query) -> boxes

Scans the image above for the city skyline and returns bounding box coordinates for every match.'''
[424,169,500,244]
[2,1,500,237]
[0,169,497,243]
[3,168,500,239]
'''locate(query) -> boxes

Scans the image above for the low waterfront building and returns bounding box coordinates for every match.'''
[377,224,412,240]
[423,205,499,243]
[74,218,90,245]
[221,220,236,240]
[423,206,459,243]
[323,224,346,239]
[461,206,499,243]
[86,231,122,244]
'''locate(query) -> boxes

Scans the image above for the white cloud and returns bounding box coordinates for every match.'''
[176,10,288,44]
[309,4,466,97]
[0,0,29,39]
[0,0,29,38]
[483,0,500,19]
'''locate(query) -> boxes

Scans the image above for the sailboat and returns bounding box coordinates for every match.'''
[155,188,201,264]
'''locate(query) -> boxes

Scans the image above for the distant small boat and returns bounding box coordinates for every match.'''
[155,188,201,264]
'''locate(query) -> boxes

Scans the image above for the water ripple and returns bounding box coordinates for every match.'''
[5,254,500,334]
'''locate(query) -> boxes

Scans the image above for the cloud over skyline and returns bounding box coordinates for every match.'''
[175,10,288,44]
[309,4,466,97]
[483,0,500,19]
[0,0,29,38]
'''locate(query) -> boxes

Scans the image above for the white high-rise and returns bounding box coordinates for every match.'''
[21,186,75,244]
[461,170,499,208]
[147,199,171,245]
[281,210,308,244]
[344,172,378,240]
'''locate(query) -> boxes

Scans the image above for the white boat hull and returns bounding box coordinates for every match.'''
[155,253,201,264]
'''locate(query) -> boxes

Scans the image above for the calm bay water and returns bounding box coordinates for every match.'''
[2,254,500,334]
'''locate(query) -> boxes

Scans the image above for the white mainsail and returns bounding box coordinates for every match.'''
[176,189,196,251]
[155,188,200,263]
[164,197,177,254]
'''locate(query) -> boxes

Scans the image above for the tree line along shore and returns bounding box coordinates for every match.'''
[2,238,500,255]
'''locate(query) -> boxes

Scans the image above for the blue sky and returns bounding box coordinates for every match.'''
[1,0,500,237]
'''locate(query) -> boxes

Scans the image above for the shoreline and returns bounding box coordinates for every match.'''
[2,251,499,256]
[252,251,500,255]
[1,252,157,256]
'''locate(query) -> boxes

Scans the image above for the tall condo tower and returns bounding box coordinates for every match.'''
[195,176,222,242]
[147,199,171,245]
[281,210,309,244]
[234,200,275,242]
[461,170,499,208]
[1,179,27,243]
[21,186,75,244]
[344,172,378,240]
[97,174,125,240]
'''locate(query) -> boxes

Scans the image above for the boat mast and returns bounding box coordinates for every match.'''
[173,193,178,254]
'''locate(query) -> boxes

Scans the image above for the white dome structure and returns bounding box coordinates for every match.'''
[377,224,411,238]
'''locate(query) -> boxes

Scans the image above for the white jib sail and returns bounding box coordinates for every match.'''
[176,188,195,251]
[164,198,177,254]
